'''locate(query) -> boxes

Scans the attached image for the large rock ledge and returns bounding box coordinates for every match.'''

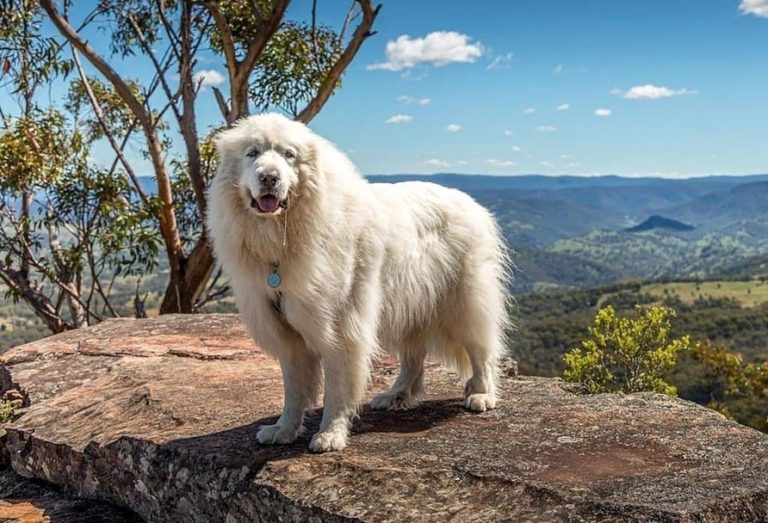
[0,314,767,522]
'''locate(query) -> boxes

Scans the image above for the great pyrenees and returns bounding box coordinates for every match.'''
[207,114,510,452]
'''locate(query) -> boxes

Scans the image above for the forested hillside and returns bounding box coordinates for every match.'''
[513,279,768,432]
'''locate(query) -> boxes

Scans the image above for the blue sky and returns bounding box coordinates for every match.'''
[5,0,768,178]
[306,0,768,177]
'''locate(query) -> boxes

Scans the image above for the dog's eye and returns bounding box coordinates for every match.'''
[284,149,296,160]
[246,148,260,158]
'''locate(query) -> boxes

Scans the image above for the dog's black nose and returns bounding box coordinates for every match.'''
[259,172,279,188]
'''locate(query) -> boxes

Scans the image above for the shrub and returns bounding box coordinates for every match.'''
[563,304,691,395]
[0,400,13,423]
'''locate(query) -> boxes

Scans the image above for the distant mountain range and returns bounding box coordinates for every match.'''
[134,173,768,291]
[625,215,694,233]
[366,174,768,291]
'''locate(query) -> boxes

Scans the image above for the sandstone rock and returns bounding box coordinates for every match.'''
[0,314,767,522]
[0,469,142,522]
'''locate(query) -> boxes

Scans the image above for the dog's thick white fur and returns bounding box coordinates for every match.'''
[207,114,510,452]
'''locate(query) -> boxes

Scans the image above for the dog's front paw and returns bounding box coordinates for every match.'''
[371,390,420,411]
[463,393,497,412]
[257,423,300,445]
[309,429,348,452]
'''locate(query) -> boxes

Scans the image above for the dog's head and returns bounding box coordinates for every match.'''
[213,113,318,218]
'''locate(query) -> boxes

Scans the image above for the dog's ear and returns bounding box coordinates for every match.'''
[212,125,243,159]
[301,136,319,170]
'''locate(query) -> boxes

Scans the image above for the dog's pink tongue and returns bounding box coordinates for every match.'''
[258,195,280,213]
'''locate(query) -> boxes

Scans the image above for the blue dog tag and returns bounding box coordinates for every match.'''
[267,270,281,289]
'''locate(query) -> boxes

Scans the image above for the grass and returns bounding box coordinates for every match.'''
[641,280,768,308]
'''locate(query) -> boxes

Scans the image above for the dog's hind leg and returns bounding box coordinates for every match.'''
[448,289,504,412]
[462,339,499,412]
[370,344,426,410]
[455,310,503,412]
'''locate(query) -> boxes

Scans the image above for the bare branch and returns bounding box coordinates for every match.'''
[71,49,150,205]
[84,240,119,318]
[179,0,207,221]
[194,266,229,309]
[339,0,358,44]
[1,205,100,323]
[134,280,148,318]
[154,0,182,62]
[0,267,72,333]
[124,13,184,126]
[238,0,290,85]
[205,1,238,83]
[212,86,231,122]
[296,0,381,124]
[311,0,319,58]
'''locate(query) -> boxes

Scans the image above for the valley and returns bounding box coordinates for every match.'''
[2,173,766,432]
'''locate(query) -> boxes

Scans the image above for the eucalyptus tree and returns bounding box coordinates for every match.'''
[0,0,157,332]
[39,0,381,313]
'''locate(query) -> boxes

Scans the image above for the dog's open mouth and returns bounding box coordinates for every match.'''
[251,194,287,214]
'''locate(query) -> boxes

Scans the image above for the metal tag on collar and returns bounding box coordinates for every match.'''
[267,268,281,289]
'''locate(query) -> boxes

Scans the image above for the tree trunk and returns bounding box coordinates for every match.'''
[159,234,215,313]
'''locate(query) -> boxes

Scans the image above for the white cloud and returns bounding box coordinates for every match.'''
[425,159,449,168]
[568,162,580,168]
[445,123,461,133]
[193,69,225,88]
[368,31,484,71]
[619,84,698,99]
[485,159,516,167]
[560,154,571,159]
[487,52,514,70]
[458,160,468,165]
[595,108,612,117]
[553,64,564,74]
[523,107,536,114]
[540,161,555,168]
[511,145,522,152]
[401,69,428,81]
[386,114,413,124]
[399,95,432,105]
[536,125,557,133]
[556,103,570,111]
[504,129,514,136]
[740,0,768,17]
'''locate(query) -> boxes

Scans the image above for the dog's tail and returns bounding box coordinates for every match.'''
[442,208,514,381]
[439,343,473,380]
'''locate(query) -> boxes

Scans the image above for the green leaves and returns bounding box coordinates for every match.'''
[66,77,144,142]
[0,103,160,327]
[0,109,76,191]
[0,0,72,98]
[691,340,768,399]
[563,304,691,395]
[248,22,343,116]
[208,1,344,116]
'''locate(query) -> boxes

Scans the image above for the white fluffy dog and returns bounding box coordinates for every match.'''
[207,114,510,452]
